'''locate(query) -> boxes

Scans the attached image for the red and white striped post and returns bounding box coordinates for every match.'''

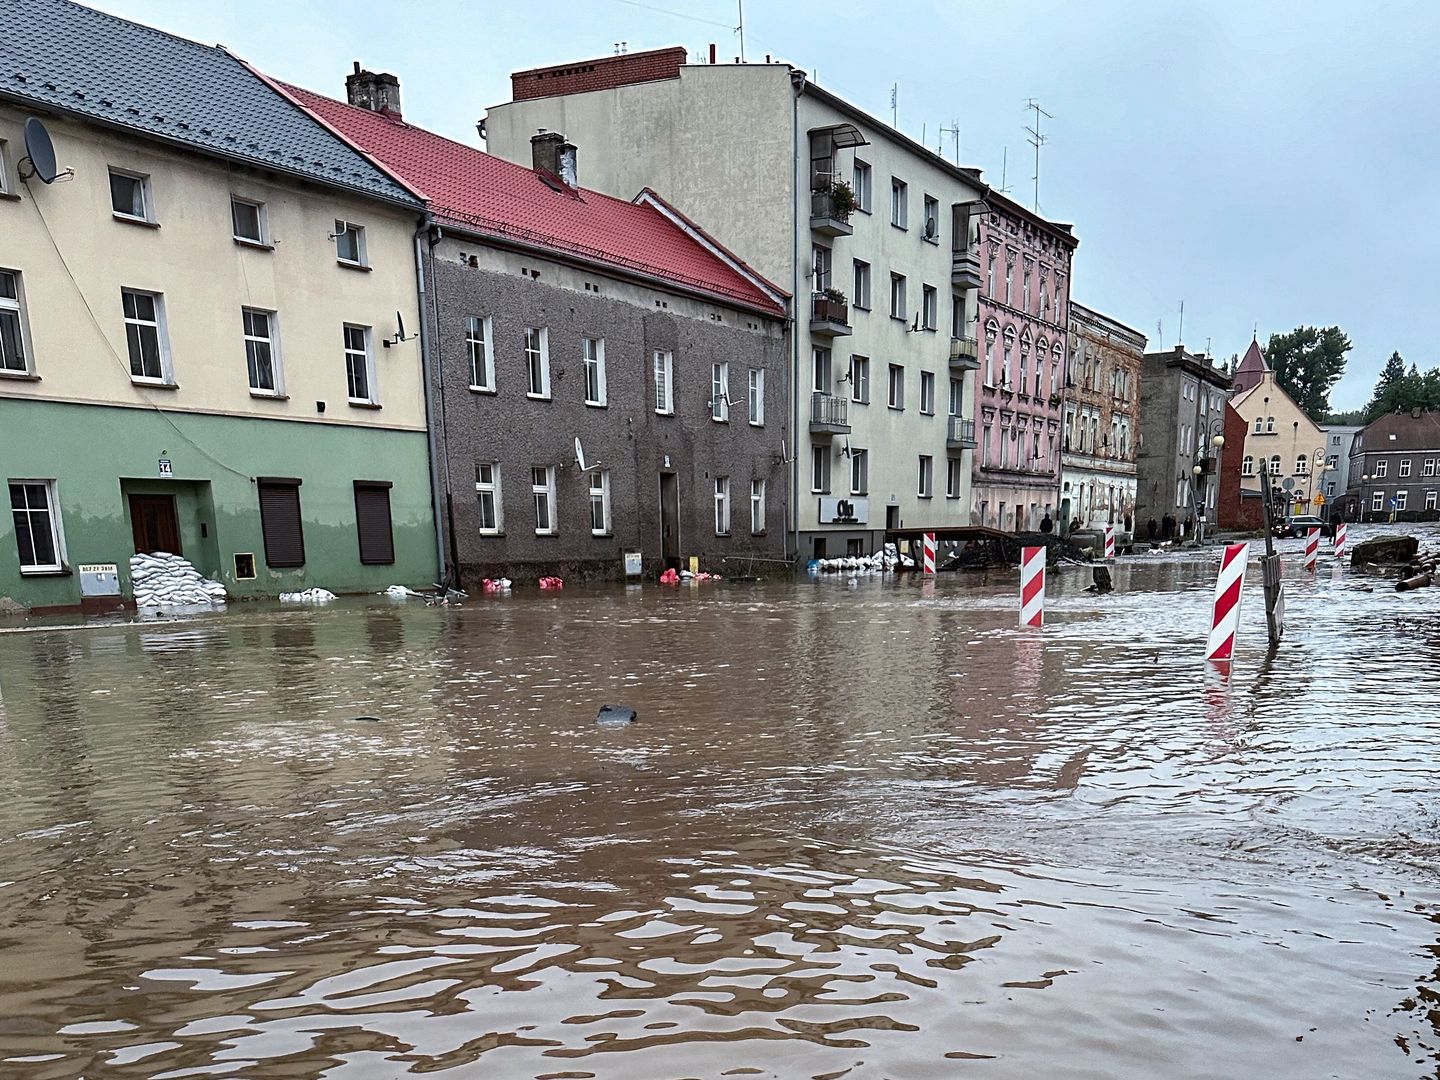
[1020,546,1045,628]
[1303,528,1320,572]
[1103,523,1116,560]
[1205,541,1250,662]
[922,532,937,575]
[1334,521,1347,558]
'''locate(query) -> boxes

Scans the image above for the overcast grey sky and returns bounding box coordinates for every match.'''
[96,0,1440,411]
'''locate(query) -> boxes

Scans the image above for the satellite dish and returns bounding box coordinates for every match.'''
[573,436,599,472]
[23,117,60,184]
[382,310,412,349]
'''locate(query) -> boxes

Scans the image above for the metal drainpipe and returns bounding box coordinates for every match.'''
[789,71,804,561]
[413,222,453,587]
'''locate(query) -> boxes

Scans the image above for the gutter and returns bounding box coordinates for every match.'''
[789,69,804,560]
[413,220,450,585]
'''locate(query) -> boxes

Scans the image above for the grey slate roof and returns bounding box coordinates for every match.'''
[0,0,420,207]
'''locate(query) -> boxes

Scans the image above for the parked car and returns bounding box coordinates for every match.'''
[1274,514,1328,539]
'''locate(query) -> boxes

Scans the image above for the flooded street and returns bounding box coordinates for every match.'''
[2,528,1440,1079]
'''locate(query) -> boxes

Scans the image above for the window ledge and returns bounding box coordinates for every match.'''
[922,237,940,246]
[132,379,178,390]
[0,370,40,381]
[712,417,729,424]
[469,386,497,395]
[892,223,908,232]
[715,532,732,538]
[748,421,764,428]
[348,400,383,410]
[888,405,905,412]
[0,191,21,203]
[534,531,559,538]
[113,213,160,229]
[890,315,908,323]
[234,237,274,251]
[656,410,674,417]
[585,400,608,409]
[853,305,871,313]
[920,410,935,417]
[591,531,614,538]
[478,531,505,538]
[337,260,372,272]
[526,393,552,402]
[20,566,71,577]
[918,494,934,500]
[250,390,288,400]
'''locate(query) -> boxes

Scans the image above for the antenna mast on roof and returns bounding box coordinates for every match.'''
[1177,300,1185,347]
[1024,97,1052,211]
[890,84,898,128]
[736,1,746,62]
[939,119,960,165]
[998,146,1011,194]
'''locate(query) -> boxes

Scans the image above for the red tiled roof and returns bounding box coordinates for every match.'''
[277,82,786,316]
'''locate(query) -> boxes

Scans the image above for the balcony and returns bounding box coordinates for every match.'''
[810,188,854,237]
[810,391,851,435]
[949,335,980,371]
[951,248,982,290]
[947,416,977,450]
[810,292,852,338]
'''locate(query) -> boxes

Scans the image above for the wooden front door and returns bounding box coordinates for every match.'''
[658,473,680,569]
[129,494,182,555]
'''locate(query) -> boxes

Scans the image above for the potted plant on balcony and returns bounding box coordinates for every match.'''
[822,287,848,305]
[827,179,857,219]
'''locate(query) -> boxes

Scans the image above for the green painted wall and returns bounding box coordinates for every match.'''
[1,399,438,610]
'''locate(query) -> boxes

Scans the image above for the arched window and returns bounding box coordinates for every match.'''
[1002,327,1016,389]
[1242,455,1254,476]
[1018,334,1030,392]
[1265,416,1276,432]
[1296,453,1309,475]
[1269,454,1282,475]
[1052,343,1064,396]
[1253,416,1263,434]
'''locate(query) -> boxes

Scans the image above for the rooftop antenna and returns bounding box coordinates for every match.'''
[1177,300,1185,346]
[939,119,961,165]
[1024,97,1052,211]
[998,146,1012,194]
[736,1,746,62]
[613,41,627,55]
[890,83,898,128]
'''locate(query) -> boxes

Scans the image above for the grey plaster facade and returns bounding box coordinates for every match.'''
[1135,346,1232,533]
[425,238,789,583]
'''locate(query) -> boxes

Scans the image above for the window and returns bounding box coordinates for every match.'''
[109,169,152,222]
[812,244,832,291]
[524,327,551,399]
[531,466,557,534]
[890,177,908,228]
[257,480,304,568]
[811,444,830,493]
[1396,490,1409,510]
[243,308,281,395]
[949,377,962,417]
[1269,455,1282,476]
[946,457,963,499]
[334,220,367,266]
[1325,481,1336,497]
[467,316,495,391]
[850,448,868,494]
[474,463,502,534]
[654,350,674,414]
[0,138,10,195]
[852,260,871,310]
[9,480,64,572]
[121,288,169,383]
[714,476,731,535]
[1327,455,1339,470]
[1428,490,1438,511]
[890,273,907,320]
[748,368,765,425]
[920,371,935,415]
[590,470,612,535]
[1004,262,1013,305]
[888,364,905,410]
[709,361,730,421]
[918,455,934,498]
[354,482,395,565]
[1296,454,1310,476]
[921,284,937,330]
[231,197,267,245]
[1400,458,1412,478]
[1332,434,1341,445]
[750,478,766,534]
[1372,491,1385,512]
[344,323,377,404]
[850,355,869,404]
[1265,415,1275,432]
[1023,266,1031,311]
[987,255,996,297]
[922,194,939,240]
[852,159,872,212]
[0,269,29,374]
[1242,455,1254,476]
[952,294,967,339]
[1425,459,1438,477]
[1375,459,1388,477]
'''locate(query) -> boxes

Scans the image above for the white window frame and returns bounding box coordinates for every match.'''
[109,168,153,223]
[524,327,551,399]
[344,323,378,405]
[888,363,904,410]
[852,159,872,212]
[711,360,730,421]
[1242,455,1254,476]
[583,337,607,406]
[922,194,940,241]
[946,456,963,499]
[850,355,869,404]
[919,370,935,416]
[810,444,830,493]
[1372,490,1385,511]
[890,273,907,320]
[334,219,368,266]
[812,346,831,394]
[850,448,868,495]
[1425,459,1438,477]
[0,138,11,195]
[1399,458,1412,478]
[852,259,871,310]
[714,476,731,535]
[0,268,32,375]
[750,478,766,535]
[918,454,934,498]
[121,288,172,385]
[474,462,503,534]
[531,465,557,535]
[1375,459,1388,477]
[8,479,66,573]
[590,469,612,535]
[1268,455,1282,476]
[230,196,268,246]
[654,350,674,415]
[748,367,765,426]
[921,284,937,330]
[467,315,495,392]
[242,306,283,396]
[948,376,962,417]
[890,177,908,229]
[1427,490,1438,511]
[1396,489,1409,510]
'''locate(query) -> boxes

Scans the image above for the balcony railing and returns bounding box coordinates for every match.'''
[949,336,980,370]
[810,292,851,337]
[810,391,851,434]
[947,416,977,450]
[810,190,854,237]
[951,248,982,290]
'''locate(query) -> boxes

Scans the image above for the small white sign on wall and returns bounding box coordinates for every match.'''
[158,457,173,476]
[818,496,869,525]
[623,552,643,577]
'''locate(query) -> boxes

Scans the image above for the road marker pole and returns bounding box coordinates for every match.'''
[1205,541,1250,662]
[922,532,937,575]
[1104,523,1116,560]
[1304,528,1320,572]
[1334,521,1347,559]
[1020,546,1045,628]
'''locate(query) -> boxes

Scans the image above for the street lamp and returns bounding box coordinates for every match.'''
[1191,427,1224,544]
[1305,448,1328,519]
[1361,473,1372,523]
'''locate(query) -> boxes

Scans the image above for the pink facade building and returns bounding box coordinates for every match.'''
[971,193,1078,532]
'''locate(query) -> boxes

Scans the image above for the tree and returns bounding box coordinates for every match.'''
[1264,326,1351,422]
[1365,353,1440,420]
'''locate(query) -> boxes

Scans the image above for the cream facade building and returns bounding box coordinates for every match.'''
[1229,340,1328,515]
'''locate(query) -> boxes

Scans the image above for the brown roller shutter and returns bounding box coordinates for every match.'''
[354,482,395,565]
[257,480,305,568]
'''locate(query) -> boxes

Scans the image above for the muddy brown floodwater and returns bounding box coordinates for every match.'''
[2,527,1440,1079]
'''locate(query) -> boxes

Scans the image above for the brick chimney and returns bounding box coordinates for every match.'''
[531,131,578,189]
[511,46,686,102]
[346,61,402,118]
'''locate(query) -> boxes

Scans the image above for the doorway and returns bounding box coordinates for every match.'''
[658,473,680,569]
[885,504,900,530]
[130,493,182,555]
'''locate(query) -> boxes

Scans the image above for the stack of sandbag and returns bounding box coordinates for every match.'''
[279,587,336,603]
[129,552,228,609]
